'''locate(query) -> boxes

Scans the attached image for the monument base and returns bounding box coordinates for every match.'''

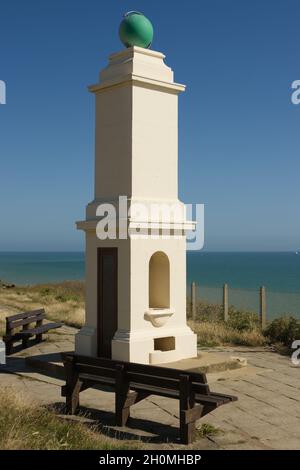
[75,325,197,366]
[75,325,97,356]
[112,326,197,365]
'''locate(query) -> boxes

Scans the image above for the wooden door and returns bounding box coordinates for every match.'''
[97,247,118,358]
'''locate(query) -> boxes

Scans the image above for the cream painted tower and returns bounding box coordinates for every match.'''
[75,45,197,364]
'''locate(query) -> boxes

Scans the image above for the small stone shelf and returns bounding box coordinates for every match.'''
[144,308,174,327]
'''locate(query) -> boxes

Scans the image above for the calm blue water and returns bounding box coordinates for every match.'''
[187,252,300,294]
[0,251,300,318]
[0,252,85,285]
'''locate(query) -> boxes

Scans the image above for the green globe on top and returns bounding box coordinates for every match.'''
[119,11,154,49]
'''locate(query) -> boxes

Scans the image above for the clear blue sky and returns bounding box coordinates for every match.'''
[0,0,299,251]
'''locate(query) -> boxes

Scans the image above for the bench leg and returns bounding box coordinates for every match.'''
[5,321,13,355]
[36,319,43,343]
[63,355,81,414]
[5,340,13,356]
[66,378,81,414]
[22,324,29,348]
[22,337,29,348]
[179,374,203,445]
[115,364,130,426]
[36,333,43,343]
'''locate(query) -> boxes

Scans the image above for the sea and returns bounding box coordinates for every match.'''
[0,251,300,320]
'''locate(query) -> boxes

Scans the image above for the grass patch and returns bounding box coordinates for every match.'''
[0,281,85,331]
[0,388,141,450]
[196,423,221,438]
[189,319,266,347]
[187,301,266,347]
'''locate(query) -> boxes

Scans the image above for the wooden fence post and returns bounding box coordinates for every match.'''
[223,283,229,322]
[259,286,267,329]
[191,282,196,321]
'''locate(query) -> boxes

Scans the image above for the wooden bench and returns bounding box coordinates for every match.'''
[61,353,237,444]
[3,309,63,355]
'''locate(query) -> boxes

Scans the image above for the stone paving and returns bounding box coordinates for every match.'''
[1,328,300,450]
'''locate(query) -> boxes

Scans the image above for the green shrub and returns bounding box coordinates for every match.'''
[40,288,51,296]
[196,423,221,438]
[55,294,68,302]
[227,310,260,332]
[187,300,224,323]
[187,300,260,331]
[264,316,300,347]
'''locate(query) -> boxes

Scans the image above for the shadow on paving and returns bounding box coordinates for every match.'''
[3,337,44,355]
[2,352,67,380]
[48,402,182,444]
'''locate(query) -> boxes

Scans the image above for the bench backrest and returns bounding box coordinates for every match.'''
[62,353,210,396]
[6,309,46,331]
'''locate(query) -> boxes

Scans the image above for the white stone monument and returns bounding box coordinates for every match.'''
[75,14,197,364]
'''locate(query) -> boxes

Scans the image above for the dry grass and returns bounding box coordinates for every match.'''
[189,320,266,347]
[0,388,140,450]
[0,281,85,336]
[186,299,266,347]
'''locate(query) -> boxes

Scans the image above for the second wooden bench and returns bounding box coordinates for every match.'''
[3,309,63,355]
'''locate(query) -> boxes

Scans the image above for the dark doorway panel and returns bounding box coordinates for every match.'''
[97,247,118,358]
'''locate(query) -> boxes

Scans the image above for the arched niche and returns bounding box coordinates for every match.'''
[149,251,170,309]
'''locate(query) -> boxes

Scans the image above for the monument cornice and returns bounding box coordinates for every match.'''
[76,218,196,232]
[88,74,185,95]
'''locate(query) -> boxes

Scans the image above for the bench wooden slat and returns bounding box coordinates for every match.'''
[74,362,210,394]
[77,364,116,379]
[131,384,229,406]
[195,393,230,406]
[8,314,46,329]
[70,353,208,386]
[78,373,115,387]
[126,371,210,394]
[78,369,210,394]
[6,309,45,323]
[132,385,230,407]
[77,374,182,400]
[77,373,229,406]
[209,391,238,402]
[127,362,208,385]
[18,322,62,336]
[3,333,24,342]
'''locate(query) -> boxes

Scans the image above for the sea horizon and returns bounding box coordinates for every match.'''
[0,250,299,287]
